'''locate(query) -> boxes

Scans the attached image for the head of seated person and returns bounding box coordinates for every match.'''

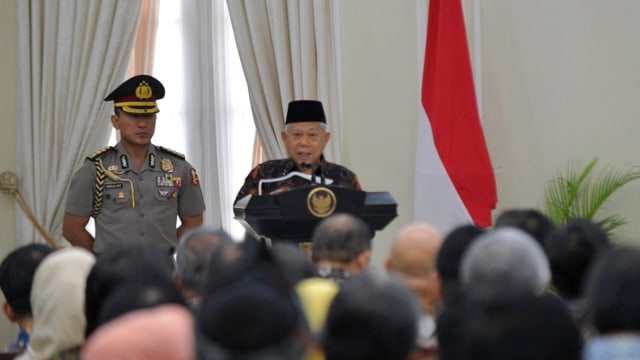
[174,225,235,307]
[95,280,186,329]
[437,292,582,360]
[385,222,443,315]
[585,245,640,335]
[271,242,318,286]
[310,213,374,283]
[494,208,556,248]
[323,271,421,360]
[0,244,55,351]
[196,236,310,357]
[19,247,96,360]
[460,227,551,298]
[84,242,178,337]
[81,304,195,360]
[583,246,640,359]
[436,224,485,302]
[544,218,610,301]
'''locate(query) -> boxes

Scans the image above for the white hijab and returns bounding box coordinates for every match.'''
[16,247,95,360]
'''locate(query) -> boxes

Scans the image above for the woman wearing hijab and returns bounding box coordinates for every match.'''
[16,247,95,360]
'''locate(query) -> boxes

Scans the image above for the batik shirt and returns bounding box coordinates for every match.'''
[233,156,362,204]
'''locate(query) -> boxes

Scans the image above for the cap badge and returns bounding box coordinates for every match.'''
[135,80,153,100]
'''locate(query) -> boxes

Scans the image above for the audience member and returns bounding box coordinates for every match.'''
[436,224,485,301]
[322,271,421,360]
[296,277,340,360]
[16,248,95,360]
[197,239,309,359]
[385,222,443,315]
[544,218,610,321]
[84,242,179,336]
[81,304,194,360]
[175,225,236,307]
[494,208,555,247]
[95,280,186,327]
[0,244,54,352]
[385,222,442,358]
[438,292,583,360]
[583,245,640,359]
[271,242,318,285]
[460,227,550,298]
[310,213,373,283]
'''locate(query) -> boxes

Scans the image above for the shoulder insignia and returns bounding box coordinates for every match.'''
[156,146,185,160]
[87,146,114,160]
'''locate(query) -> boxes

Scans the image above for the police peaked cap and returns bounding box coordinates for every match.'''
[285,100,326,124]
[104,74,165,114]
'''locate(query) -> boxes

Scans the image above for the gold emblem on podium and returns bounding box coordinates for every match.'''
[307,187,337,218]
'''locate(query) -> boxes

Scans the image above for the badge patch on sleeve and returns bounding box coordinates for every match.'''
[191,168,200,185]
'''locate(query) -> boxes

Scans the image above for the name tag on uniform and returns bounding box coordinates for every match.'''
[105,183,124,190]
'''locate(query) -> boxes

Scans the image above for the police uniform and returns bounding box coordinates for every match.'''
[233,100,362,204]
[65,75,205,254]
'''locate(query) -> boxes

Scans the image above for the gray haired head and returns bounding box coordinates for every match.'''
[460,227,550,297]
[175,225,234,293]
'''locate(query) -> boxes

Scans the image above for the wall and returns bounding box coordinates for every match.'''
[0,0,19,346]
[480,1,640,244]
[339,0,420,269]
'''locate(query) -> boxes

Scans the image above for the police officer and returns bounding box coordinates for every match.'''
[63,74,205,255]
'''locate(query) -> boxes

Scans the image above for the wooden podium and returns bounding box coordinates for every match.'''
[233,185,397,243]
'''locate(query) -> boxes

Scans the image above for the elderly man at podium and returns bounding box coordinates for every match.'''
[234,100,362,204]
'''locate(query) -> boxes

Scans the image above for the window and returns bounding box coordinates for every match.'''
[108,0,255,239]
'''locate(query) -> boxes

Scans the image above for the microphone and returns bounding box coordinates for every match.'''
[300,162,322,185]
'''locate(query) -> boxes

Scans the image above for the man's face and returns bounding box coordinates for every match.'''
[281,122,331,168]
[111,110,156,146]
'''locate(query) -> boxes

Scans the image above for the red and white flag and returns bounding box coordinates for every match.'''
[414,0,497,233]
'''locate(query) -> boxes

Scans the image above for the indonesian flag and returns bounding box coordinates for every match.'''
[414,0,497,233]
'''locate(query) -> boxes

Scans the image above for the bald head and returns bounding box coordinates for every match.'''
[387,223,443,314]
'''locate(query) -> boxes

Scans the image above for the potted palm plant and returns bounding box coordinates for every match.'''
[541,158,640,240]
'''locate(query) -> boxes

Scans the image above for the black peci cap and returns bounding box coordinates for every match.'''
[285,100,326,125]
[104,74,165,114]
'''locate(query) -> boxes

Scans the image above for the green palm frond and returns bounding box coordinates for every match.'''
[596,215,627,238]
[541,158,640,240]
[542,159,597,226]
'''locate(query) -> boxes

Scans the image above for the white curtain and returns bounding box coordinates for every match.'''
[128,0,160,76]
[226,0,344,163]
[179,0,255,234]
[15,1,142,246]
